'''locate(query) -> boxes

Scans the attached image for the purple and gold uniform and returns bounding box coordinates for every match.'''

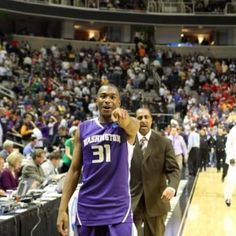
[76,118,134,227]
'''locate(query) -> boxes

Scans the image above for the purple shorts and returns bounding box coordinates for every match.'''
[77,222,136,236]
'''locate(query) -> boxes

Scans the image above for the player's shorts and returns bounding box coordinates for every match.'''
[77,222,137,236]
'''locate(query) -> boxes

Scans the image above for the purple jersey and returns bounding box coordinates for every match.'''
[76,118,134,226]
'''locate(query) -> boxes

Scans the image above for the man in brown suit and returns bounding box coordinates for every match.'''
[21,149,46,187]
[130,108,180,236]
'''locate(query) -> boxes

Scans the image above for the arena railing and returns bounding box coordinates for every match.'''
[147,1,194,14]
[9,0,221,15]
[129,112,174,130]
[225,2,236,14]
[0,85,16,99]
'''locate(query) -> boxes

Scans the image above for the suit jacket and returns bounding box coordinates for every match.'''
[21,160,45,184]
[130,130,180,217]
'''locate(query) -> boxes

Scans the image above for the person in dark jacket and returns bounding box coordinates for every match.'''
[199,128,209,172]
[215,126,227,172]
[130,107,180,236]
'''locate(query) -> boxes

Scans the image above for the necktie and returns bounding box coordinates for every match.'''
[140,137,147,155]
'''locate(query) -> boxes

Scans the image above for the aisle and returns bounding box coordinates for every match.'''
[182,168,236,236]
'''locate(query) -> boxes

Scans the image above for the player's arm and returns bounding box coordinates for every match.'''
[112,108,139,144]
[57,128,82,236]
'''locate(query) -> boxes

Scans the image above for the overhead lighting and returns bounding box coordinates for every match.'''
[182,28,189,32]
[198,34,204,44]
[89,30,95,39]
[74,24,80,29]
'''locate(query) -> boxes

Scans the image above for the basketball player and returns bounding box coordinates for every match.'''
[57,84,139,236]
[224,125,236,207]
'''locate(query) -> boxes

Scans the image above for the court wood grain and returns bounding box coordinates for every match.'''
[182,168,236,236]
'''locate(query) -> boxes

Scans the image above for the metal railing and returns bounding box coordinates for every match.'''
[10,0,88,8]
[147,1,194,14]
[9,0,231,14]
[225,2,236,14]
[161,1,194,14]
[129,112,174,130]
[0,85,16,99]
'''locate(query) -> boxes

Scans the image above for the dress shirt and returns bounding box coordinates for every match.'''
[23,143,35,158]
[168,134,188,159]
[41,160,58,178]
[188,131,200,152]
[137,130,152,150]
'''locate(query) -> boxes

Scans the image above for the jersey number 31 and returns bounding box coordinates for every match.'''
[92,144,111,163]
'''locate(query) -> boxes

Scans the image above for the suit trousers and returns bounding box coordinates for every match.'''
[215,150,226,171]
[199,148,208,171]
[188,147,199,176]
[133,195,167,236]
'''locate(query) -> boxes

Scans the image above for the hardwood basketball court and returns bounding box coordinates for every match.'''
[182,168,236,236]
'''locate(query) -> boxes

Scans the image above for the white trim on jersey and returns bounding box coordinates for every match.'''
[94,117,104,129]
[68,187,80,235]
[121,199,131,223]
[121,142,135,223]
[132,223,138,236]
[127,141,135,164]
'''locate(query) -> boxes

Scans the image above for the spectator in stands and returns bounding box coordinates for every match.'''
[36,115,49,147]
[88,98,98,118]
[61,126,77,173]
[23,135,37,159]
[0,156,6,196]
[21,149,46,187]
[50,126,69,152]
[0,107,7,146]
[0,140,14,160]
[1,38,236,167]
[47,115,59,146]
[20,113,35,142]
[41,151,62,180]
[0,151,23,191]
[32,123,44,149]
[195,0,205,12]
